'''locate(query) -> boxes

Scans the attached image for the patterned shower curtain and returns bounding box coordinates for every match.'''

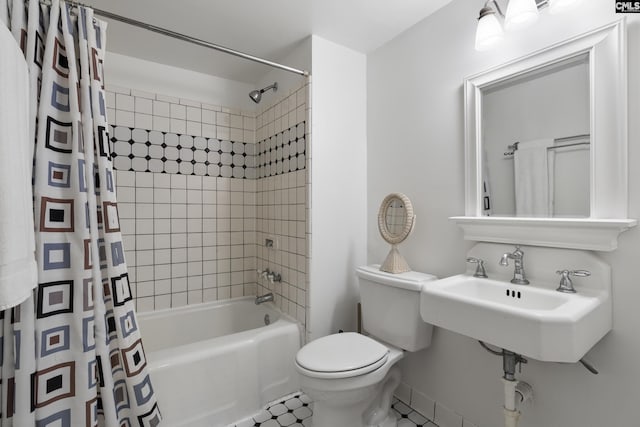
[1,1,161,425]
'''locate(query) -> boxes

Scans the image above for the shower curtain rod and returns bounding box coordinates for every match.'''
[37,0,310,77]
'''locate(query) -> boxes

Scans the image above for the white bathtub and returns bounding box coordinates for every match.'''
[137,296,301,427]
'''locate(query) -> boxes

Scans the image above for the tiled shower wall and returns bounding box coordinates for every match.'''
[105,86,256,143]
[106,81,310,328]
[255,171,307,325]
[253,91,309,325]
[114,170,257,311]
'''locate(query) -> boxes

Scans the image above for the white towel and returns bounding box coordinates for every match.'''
[0,24,37,309]
[514,138,555,217]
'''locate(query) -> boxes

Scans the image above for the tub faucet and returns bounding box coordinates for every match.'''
[499,246,529,285]
[255,293,274,305]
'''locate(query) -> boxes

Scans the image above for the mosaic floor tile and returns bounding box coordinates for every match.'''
[391,398,439,427]
[232,393,438,427]
[232,393,313,427]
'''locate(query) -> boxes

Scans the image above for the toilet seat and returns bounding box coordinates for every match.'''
[295,332,389,379]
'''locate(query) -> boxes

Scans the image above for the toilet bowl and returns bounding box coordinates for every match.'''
[296,332,403,426]
[295,265,437,427]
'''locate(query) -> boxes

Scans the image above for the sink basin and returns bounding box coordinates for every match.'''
[420,274,611,362]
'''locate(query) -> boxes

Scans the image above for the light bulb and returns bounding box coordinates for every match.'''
[505,0,539,31]
[548,0,583,14]
[475,7,504,51]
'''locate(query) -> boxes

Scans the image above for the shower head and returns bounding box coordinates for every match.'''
[248,90,262,104]
[249,82,278,104]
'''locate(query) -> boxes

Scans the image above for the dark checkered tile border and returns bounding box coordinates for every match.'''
[109,121,306,180]
[256,122,306,179]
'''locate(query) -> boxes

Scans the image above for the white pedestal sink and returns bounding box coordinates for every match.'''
[420,244,612,362]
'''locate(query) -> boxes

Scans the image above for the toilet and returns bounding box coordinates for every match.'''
[295,265,437,427]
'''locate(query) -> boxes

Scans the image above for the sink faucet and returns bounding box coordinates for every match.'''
[499,246,529,285]
[255,293,274,305]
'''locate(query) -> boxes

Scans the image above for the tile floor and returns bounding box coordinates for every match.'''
[232,392,438,427]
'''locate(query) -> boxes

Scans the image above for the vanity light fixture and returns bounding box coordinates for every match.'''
[474,0,584,51]
[504,0,539,31]
[548,0,581,14]
[475,2,505,51]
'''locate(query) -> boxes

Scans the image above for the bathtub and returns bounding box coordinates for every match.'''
[137,296,301,427]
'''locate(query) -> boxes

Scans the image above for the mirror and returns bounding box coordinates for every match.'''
[378,193,415,273]
[482,54,590,218]
[452,20,636,251]
[384,198,408,235]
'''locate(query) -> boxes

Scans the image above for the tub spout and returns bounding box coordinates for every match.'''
[255,293,274,305]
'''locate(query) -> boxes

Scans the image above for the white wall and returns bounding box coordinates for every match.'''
[105,52,256,112]
[308,35,367,340]
[368,1,640,426]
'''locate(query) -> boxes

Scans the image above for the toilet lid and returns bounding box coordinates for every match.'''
[296,332,389,377]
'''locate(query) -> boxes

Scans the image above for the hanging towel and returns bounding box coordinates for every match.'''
[0,24,38,309]
[514,138,555,217]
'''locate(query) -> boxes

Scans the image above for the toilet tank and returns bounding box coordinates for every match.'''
[357,265,437,352]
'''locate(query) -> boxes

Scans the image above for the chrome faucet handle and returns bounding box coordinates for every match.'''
[466,257,488,278]
[267,272,282,283]
[257,268,270,279]
[556,269,591,293]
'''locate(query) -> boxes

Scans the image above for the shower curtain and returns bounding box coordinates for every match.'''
[1,1,161,425]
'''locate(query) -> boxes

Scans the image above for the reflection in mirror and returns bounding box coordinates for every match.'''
[385,199,407,236]
[482,54,590,218]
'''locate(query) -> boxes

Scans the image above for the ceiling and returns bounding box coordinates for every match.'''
[81,0,453,84]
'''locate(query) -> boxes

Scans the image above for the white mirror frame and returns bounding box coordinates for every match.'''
[452,19,636,251]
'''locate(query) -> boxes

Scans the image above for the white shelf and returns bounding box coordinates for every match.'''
[450,216,637,251]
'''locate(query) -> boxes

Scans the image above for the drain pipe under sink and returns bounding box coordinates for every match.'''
[480,341,598,426]
[501,350,533,427]
[480,343,534,427]
[502,377,533,427]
